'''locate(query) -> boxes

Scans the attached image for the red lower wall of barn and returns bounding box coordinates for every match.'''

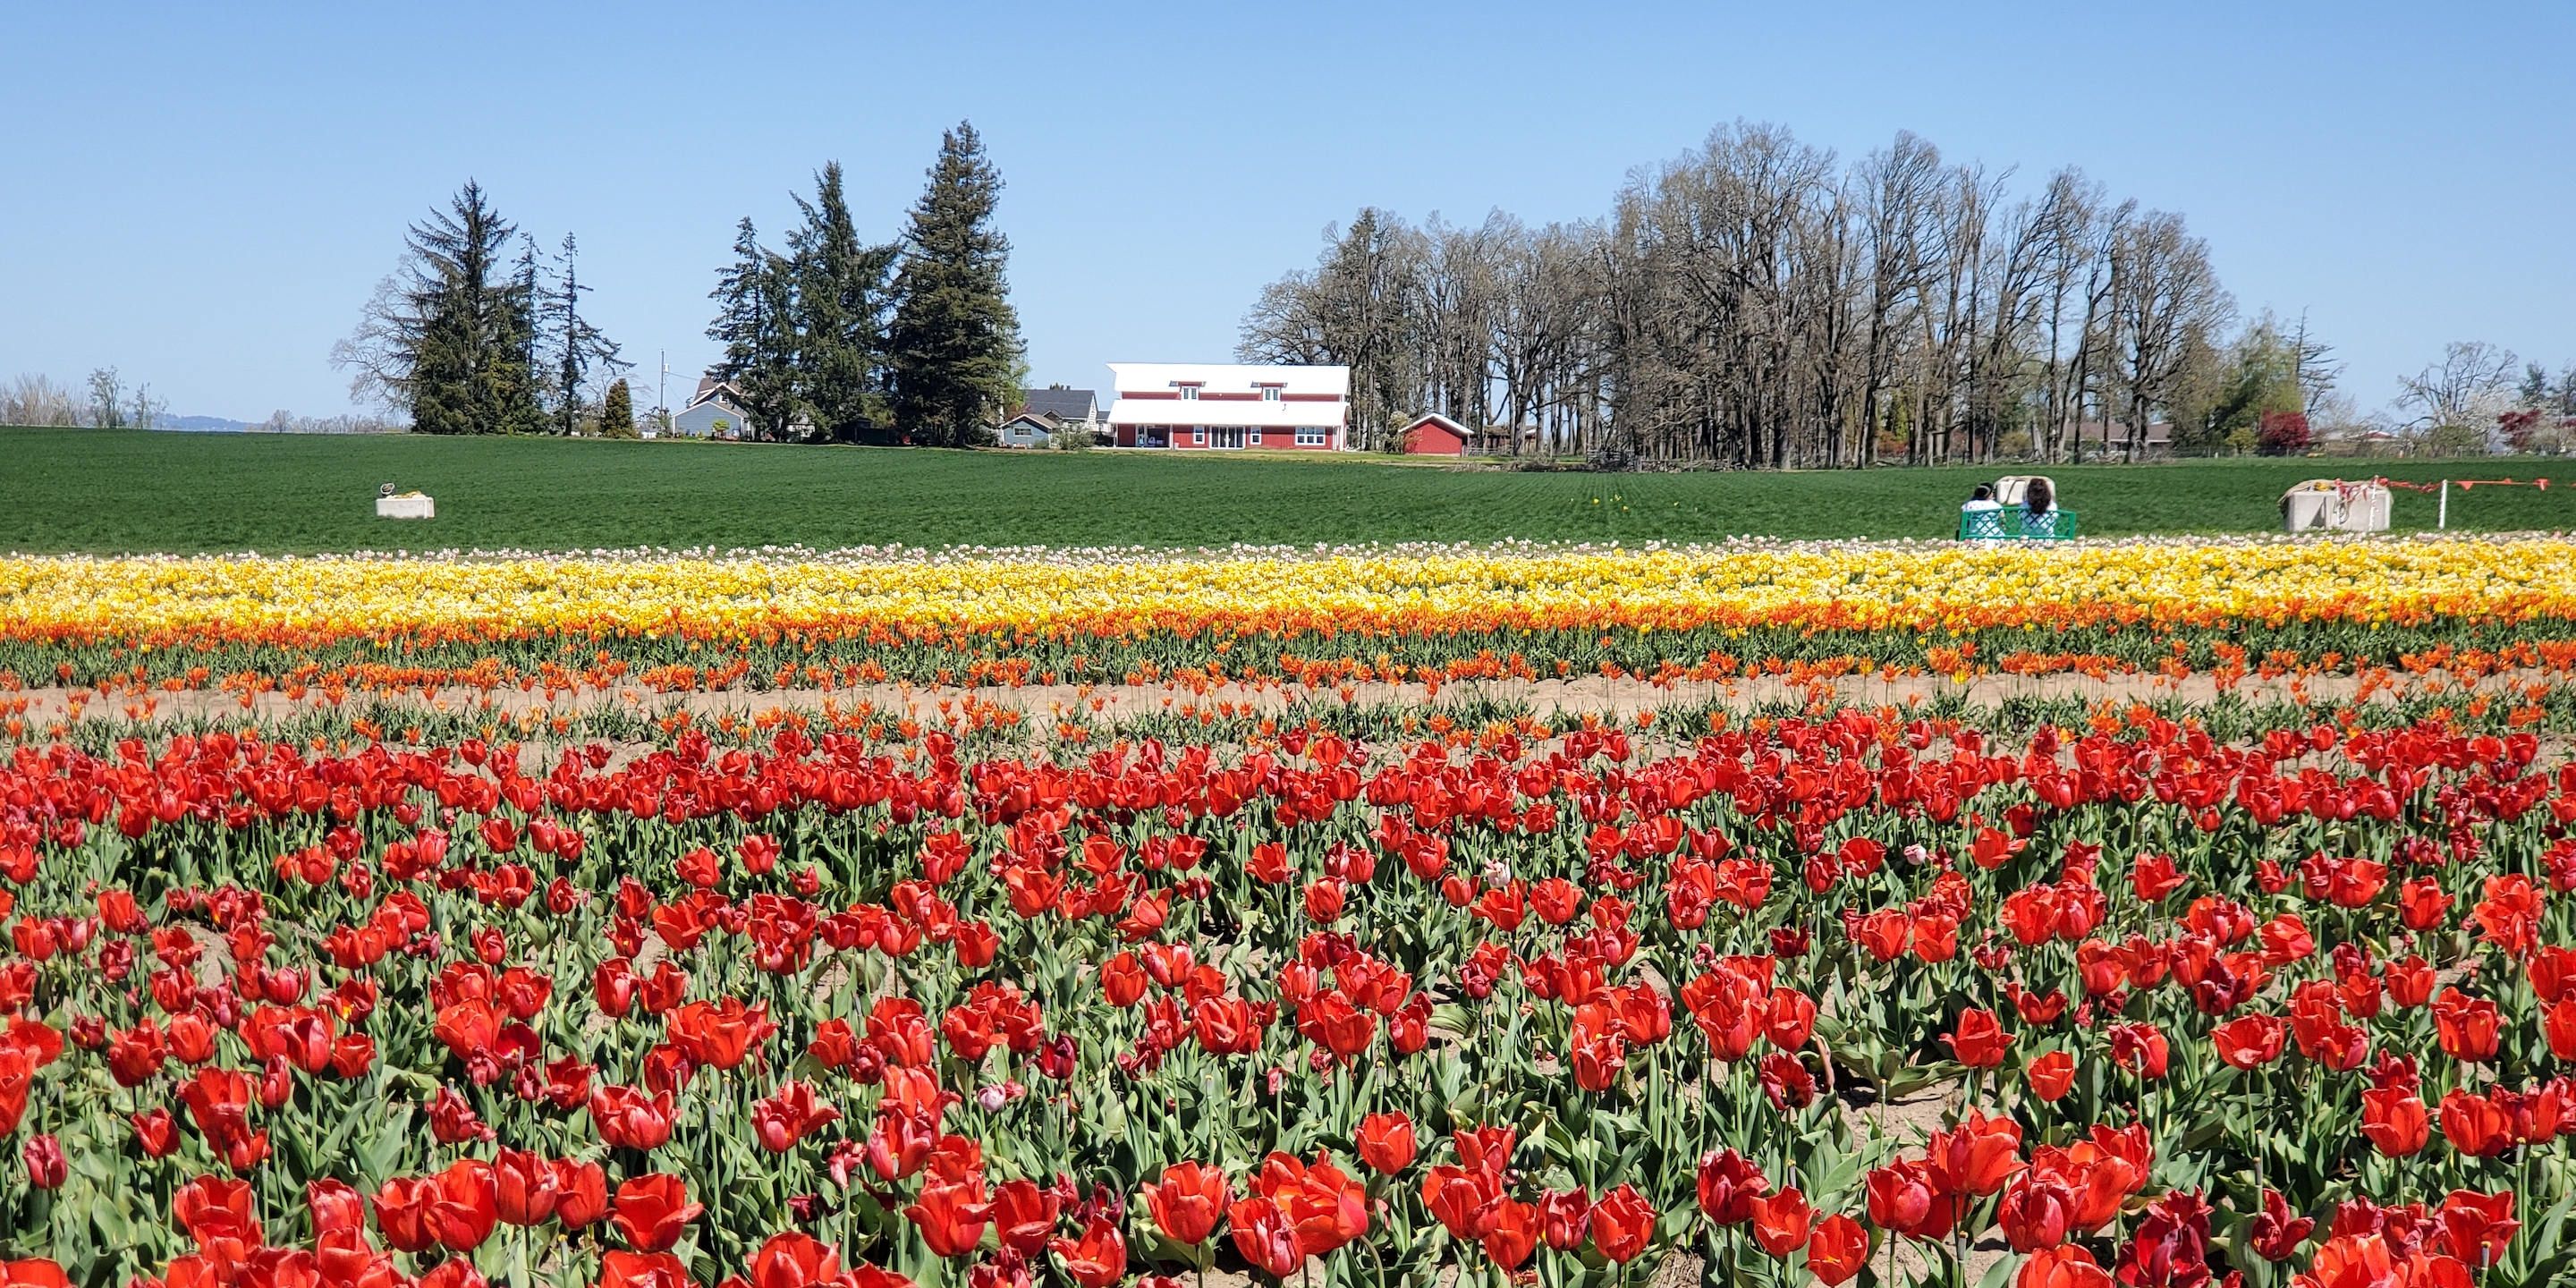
[1112,427,1341,450]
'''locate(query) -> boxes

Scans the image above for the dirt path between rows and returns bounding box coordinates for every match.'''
[13,663,2555,733]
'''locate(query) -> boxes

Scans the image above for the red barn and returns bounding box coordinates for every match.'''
[1401,412,1470,456]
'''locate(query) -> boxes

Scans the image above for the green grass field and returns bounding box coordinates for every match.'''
[1,427,2566,555]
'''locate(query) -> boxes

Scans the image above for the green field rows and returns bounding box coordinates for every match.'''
[1,428,2565,554]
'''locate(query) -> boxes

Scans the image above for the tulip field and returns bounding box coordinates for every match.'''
[3,535,2576,1288]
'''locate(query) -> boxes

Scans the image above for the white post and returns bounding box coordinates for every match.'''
[2438,481,2448,530]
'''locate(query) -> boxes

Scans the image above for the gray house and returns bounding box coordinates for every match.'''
[672,379,753,439]
[997,386,1100,447]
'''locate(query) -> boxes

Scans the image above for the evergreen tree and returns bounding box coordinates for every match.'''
[790,162,899,441]
[705,218,801,440]
[887,122,1022,447]
[599,378,636,438]
[402,183,541,434]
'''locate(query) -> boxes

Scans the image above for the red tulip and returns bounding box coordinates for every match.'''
[905,1177,992,1258]
[2385,955,2436,1008]
[611,1174,701,1254]
[1695,1148,1769,1224]
[425,1159,499,1252]
[1865,1161,1950,1240]
[1997,1174,2074,1251]
[555,1160,608,1228]
[2128,854,2184,903]
[21,1135,63,1190]
[2106,1023,2168,1080]
[749,1233,839,1288]
[2025,1050,2076,1102]
[2546,997,2576,1062]
[2439,1089,2512,1158]
[131,1108,182,1158]
[597,1250,691,1288]
[2433,988,2500,1063]
[1539,1189,1590,1251]
[1745,1185,1809,1258]
[0,1262,67,1288]
[2436,1189,2518,1269]
[308,1179,367,1237]
[589,1085,677,1150]
[2209,1015,2286,1070]
[1479,1199,1539,1269]
[2016,1245,2112,1288]
[2360,1087,2430,1157]
[1925,1110,2023,1198]
[1145,1162,1230,1247]
[1807,1214,1870,1286]
[1100,953,1148,1007]
[1049,1215,1127,1288]
[667,997,775,1070]
[493,1149,557,1226]
[372,1176,437,1253]
[753,1080,842,1153]
[1945,1008,2009,1069]
[1227,1197,1302,1280]
[2247,1189,2311,1262]
[1253,1151,1367,1256]
[1356,1112,1416,1175]
[991,1179,1061,1256]
[173,1174,258,1247]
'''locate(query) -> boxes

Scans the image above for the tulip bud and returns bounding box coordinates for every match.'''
[23,1134,65,1189]
[259,1055,293,1110]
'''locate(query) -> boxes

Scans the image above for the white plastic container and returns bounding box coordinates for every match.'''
[2281,480,2389,533]
[376,495,436,520]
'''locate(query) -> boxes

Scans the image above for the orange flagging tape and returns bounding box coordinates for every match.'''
[2453,478,2549,491]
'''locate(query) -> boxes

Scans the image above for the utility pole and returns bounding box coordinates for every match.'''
[658,351,667,432]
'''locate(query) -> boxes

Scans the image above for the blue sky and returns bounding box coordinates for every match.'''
[4,1,2568,422]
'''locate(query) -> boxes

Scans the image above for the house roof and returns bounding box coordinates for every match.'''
[686,379,744,411]
[1404,412,1472,437]
[1022,387,1097,420]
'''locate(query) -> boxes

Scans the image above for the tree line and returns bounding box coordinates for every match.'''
[329,123,1020,445]
[1241,122,2350,465]
[706,123,1022,447]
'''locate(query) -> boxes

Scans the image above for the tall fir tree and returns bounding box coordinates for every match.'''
[887,123,1022,447]
[598,378,636,438]
[705,218,801,439]
[790,162,899,441]
[402,182,541,434]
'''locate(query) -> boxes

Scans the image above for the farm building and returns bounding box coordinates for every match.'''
[1105,363,1348,450]
[1401,413,1472,456]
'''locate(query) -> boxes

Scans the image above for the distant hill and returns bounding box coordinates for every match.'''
[155,415,250,432]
